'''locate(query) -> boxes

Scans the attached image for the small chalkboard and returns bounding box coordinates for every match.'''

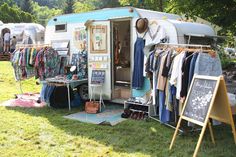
[91,70,105,84]
[183,77,217,123]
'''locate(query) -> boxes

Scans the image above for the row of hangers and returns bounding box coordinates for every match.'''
[16,44,52,52]
[155,43,216,57]
[16,44,51,49]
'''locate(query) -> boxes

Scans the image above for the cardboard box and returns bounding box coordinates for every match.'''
[120,88,131,99]
[113,88,121,99]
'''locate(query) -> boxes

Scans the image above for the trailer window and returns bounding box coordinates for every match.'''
[55,24,67,32]
[184,35,215,45]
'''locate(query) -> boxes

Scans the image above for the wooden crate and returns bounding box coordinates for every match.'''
[0,53,10,61]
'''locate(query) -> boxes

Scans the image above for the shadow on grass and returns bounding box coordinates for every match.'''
[5,106,236,157]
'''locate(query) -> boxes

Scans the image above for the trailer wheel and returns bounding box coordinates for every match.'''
[77,83,89,101]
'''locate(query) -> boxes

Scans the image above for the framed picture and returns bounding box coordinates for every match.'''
[73,27,87,51]
[90,25,107,53]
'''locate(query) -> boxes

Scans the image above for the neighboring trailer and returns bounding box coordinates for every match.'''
[45,7,216,102]
[0,23,45,44]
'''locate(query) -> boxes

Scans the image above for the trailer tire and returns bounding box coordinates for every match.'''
[77,83,89,101]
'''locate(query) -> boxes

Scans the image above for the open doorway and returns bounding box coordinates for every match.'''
[1,28,11,53]
[112,20,131,100]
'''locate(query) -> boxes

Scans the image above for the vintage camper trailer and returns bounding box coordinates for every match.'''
[45,7,215,102]
[0,23,45,44]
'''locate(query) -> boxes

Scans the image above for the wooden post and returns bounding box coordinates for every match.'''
[169,117,183,149]
[208,121,215,144]
[193,123,208,157]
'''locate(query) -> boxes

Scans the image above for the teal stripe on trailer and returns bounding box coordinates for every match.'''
[48,8,140,26]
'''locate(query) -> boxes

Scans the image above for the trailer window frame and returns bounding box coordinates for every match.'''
[55,24,67,32]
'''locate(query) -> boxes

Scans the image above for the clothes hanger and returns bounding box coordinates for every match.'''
[148,20,160,40]
[149,20,158,26]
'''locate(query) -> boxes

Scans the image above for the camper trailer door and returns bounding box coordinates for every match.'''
[88,21,111,100]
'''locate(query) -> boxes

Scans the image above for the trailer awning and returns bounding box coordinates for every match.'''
[51,40,70,56]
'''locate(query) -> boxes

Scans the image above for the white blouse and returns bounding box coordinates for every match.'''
[169,52,186,99]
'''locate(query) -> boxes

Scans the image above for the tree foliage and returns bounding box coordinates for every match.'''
[13,0,66,9]
[32,2,62,26]
[33,0,66,9]
[2,0,236,37]
[0,0,15,6]
[73,1,95,13]
[21,0,34,14]
[165,0,236,35]
[64,0,75,14]
[0,3,34,23]
[73,0,120,13]
[119,0,164,11]
[94,0,120,8]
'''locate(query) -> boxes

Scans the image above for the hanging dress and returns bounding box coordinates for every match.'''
[132,32,147,89]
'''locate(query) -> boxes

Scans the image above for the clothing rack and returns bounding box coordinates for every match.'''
[149,43,213,132]
[16,44,51,49]
[13,43,53,94]
[149,116,184,133]
[157,43,211,48]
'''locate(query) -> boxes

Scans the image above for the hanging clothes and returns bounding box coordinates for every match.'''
[146,45,223,126]
[157,51,171,123]
[157,51,168,91]
[11,47,61,81]
[35,48,45,80]
[180,52,193,98]
[158,90,170,123]
[194,52,222,76]
[169,52,186,100]
[132,37,146,89]
[44,48,60,79]
[71,50,88,79]
[188,52,199,89]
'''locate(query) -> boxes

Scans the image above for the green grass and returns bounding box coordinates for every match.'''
[0,61,41,103]
[0,61,236,157]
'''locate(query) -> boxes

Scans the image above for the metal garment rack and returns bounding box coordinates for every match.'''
[157,43,211,48]
[150,43,212,132]
[16,44,52,49]
[15,44,52,95]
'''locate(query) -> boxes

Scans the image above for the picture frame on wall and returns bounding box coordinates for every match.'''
[73,27,87,51]
[90,25,107,53]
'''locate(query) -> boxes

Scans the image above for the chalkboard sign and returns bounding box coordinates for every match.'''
[91,70,105,84]
[170,76,236,157]
[183,78,217,123]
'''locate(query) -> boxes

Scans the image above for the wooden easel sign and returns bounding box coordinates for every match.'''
[169,75,236,157]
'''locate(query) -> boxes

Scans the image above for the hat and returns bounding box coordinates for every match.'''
[135,18,149,34]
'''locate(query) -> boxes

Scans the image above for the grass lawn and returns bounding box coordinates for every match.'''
[0,61,236,157]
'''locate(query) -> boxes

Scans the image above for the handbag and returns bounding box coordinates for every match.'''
[85,101,100,114]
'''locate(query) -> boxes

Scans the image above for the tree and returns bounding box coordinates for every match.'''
[0,0,14,6]
[21,0,33,14]
[165,0,236,35]
[64,0,74,14]
[73,2,95,13]
[94,0,120,8]
[32,1,62,26]
[119,0,165,11]
[0,3,34,23]
[28,0,66,9]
